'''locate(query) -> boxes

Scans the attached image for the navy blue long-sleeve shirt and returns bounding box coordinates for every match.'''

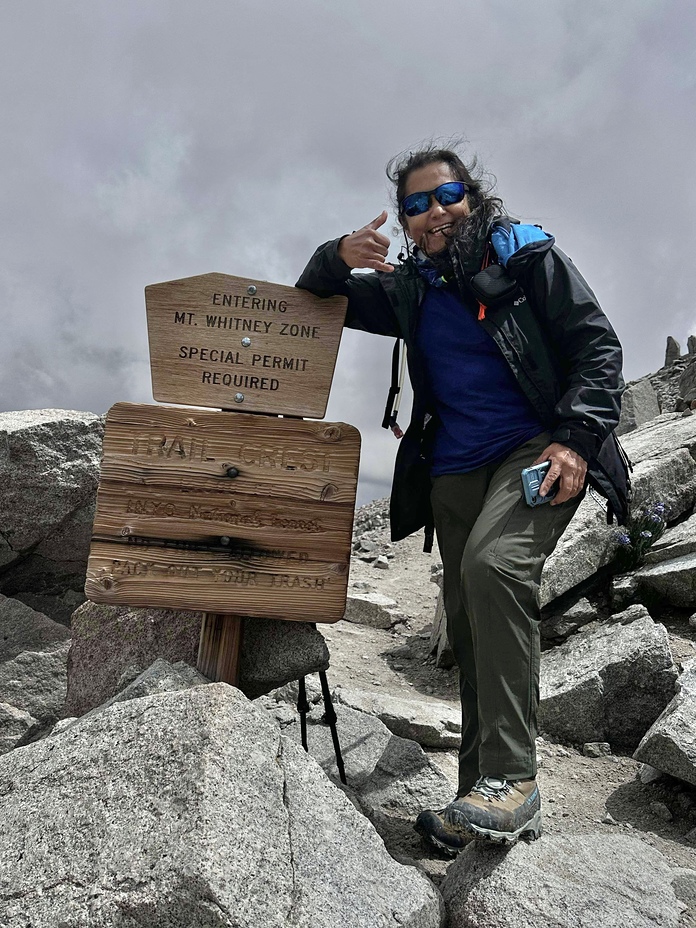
[416,284,543,476]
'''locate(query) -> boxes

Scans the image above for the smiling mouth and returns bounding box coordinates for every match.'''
[428,223,454,236]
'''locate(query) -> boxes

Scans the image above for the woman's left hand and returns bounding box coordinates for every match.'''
[533,442,587,505]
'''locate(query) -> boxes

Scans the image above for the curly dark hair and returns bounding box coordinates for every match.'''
[386,142,506,257]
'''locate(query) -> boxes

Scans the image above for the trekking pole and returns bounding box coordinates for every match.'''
[319,670,346,785]
[297,676,310,752]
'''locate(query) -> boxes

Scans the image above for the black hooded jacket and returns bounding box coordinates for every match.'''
[296,225,629,545]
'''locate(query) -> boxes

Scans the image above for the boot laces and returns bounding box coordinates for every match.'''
[471,776,512,802]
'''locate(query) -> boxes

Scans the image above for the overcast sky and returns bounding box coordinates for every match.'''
[1,0,694,503]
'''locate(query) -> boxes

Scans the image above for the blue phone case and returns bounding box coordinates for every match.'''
[521,461,557,506]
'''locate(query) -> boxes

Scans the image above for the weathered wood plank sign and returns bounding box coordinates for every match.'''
[145,273,347,417]
[85,403,360,622]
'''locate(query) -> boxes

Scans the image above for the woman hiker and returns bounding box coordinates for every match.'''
[296,143,628,851]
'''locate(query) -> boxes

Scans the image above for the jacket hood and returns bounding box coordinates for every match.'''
[490,218,555,273]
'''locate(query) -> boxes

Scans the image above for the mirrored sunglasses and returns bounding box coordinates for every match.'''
[401,181,469,217]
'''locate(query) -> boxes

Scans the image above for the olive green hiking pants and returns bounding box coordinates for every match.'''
[430,432,582,797]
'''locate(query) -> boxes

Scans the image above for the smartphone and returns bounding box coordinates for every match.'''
[521,460,558,507]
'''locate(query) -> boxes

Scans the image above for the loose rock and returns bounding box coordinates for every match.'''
[644,512,696,565]
[440,833,686,928]
[351,497,390,537]
[355,732,453,826]
[650,800,674,822]
[0,594,71,659]
[430,562,444,587]
[616,378,661,436]
[0,596,71,748]
[609,603,651,625]
[639,763,665,784]
[541,596,598,642]
[0,642,70,732]
[74,658,209,726]
[275,702,453,826]
[0,409,103,606]
[64,602,202,716]
[539,613,678,750]
[343,592,406,629]
[634,658,696,787]
[0,703,37,754]
[541,415,696,605]
[270,675,324,708]
[610,573,639,611]
[239,616,330,699]
[583,742,612,758]
[334,685,461,748]
[672,868,696,904]
[0,684,444,927]
[65,602,330,715]
[633,553,696,608]
[281,701,392,787]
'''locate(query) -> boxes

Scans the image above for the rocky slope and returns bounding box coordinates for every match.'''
[3,340,696,926]
[331,498,696,885]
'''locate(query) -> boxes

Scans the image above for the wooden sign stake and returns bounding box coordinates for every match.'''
[197,613,244,685]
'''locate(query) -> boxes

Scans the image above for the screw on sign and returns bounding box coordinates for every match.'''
[86,274,359,693]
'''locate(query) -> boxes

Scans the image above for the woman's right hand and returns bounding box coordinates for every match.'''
[337,210,395,272]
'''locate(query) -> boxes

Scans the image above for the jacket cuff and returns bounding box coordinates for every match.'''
[550,424,601,463]
[325,237,354,278]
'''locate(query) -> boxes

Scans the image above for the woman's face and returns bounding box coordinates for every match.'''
[402,162,470,255]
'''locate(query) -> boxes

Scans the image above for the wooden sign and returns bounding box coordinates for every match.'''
[85,403,361,622]
[145,273,347,417]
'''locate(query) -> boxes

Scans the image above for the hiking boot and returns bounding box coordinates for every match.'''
[444,776,542,845]
[414,804,473,856]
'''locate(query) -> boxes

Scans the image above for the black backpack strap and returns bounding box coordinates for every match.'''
[382,338,404,438]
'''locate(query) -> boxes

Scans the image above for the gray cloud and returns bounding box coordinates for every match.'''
[1,0,693,503]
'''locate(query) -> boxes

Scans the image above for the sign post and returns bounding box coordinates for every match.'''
[197,613,244,685]
[85,275,359,687]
